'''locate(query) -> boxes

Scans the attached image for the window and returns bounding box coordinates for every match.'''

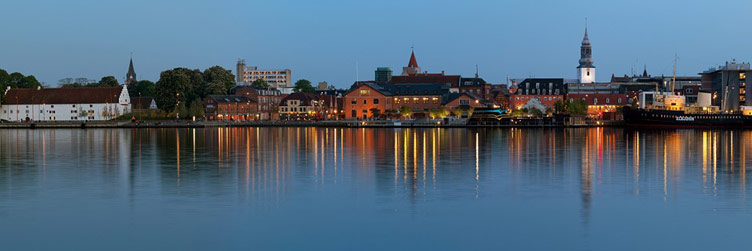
[373,99,379,105]
[605,98,610,104]
[394,98,400,104]
[351,99,357,105]
[363,99,367,105]
[593,98,598,104]
[359,89,370,96]
[351,110,357,117]
[404,98,409,104]
[413,98,419,103]
[460,100,470,105]
[423,98,428,104]
[618,98,622,104]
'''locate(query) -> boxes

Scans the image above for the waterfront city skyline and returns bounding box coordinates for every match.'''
[3,0,752,88]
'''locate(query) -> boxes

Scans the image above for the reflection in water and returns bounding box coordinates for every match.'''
[2,128,752,249]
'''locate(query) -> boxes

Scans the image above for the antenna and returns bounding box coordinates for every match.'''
[355,61,359,83]
[672,54,677,93]
[475,64,479,78]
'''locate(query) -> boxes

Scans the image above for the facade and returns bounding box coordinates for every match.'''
[510,95,564,110]
[442,93,485,111]
[458,77,493,101]
[278,93,325,120]
[700,61,752,111]
[567,94,626,115]
[231,86,282,120]
[1,86,131,121]
[375,67,393,83]
[204,95,257,121]
[318,89,346,120]
[126,57,137,86]
[236,59,292,93]
[343,83,451,120]
[577,27,596,84]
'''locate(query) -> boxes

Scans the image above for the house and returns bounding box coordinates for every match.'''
[442,92,485,111]
[230,86,282,120]
[1,86,130,121]
[131,96,158,110]
[278,92,326,120]
[204,95,257,121]
[509,78,567,109]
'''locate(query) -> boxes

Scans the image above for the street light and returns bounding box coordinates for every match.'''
[176,93,180,121]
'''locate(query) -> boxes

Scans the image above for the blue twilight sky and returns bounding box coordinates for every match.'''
[1,0,751,88]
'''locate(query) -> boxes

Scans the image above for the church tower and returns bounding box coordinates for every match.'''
[126,57,137,85]
[401,50,421,76]
[577,26,595,84]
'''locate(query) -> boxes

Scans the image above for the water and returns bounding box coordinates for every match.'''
[0,127,750,250]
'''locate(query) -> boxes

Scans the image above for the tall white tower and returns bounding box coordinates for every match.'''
[577,26,595,84]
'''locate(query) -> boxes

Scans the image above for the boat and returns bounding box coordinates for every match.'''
[624,55,752,128]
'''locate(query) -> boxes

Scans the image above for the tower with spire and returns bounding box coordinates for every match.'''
[577,24,595,84]
[401,49,421,76]
[126,56,137,85]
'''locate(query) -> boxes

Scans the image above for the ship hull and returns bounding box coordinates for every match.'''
[623,106,752,128]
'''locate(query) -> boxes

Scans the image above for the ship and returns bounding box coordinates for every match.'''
[623,56,752,128]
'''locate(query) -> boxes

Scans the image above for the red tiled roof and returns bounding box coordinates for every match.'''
[3,87,124,105]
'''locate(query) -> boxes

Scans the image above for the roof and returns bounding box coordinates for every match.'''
[441,92,481,105]
[207,95,255,104]
[131,97,156,109]
[460,77,487,87]
[408,51,419,68]
[279,92,320,106]
[379,83,448,96]
[389,74,461,87]
[3,87,124,105]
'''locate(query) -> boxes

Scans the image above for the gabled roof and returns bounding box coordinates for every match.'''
[3,87,124,105]
[131,97,156,109]
[279,92,320,106]
[441,92,481,105]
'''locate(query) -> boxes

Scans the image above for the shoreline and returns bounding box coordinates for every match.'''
[0,120,622,129]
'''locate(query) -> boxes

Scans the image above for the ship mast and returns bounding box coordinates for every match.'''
[671,54,677,94]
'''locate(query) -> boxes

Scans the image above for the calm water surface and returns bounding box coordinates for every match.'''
[1,127,751,250]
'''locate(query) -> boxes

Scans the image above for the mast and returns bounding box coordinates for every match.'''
[671,54,677,94]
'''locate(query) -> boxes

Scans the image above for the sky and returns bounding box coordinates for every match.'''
[2,0,752,88]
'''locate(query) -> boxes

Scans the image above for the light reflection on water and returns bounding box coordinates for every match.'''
[0,128,751,250]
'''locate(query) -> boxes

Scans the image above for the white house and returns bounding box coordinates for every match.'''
[1,86,131,122]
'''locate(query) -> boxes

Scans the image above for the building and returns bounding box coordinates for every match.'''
[577,26,595,84]
[375,67,393,83]
[236,59,293,94]
[442,92,485,111]
[204,95,257,121]
[700,61,752,111]
[458,77,493,101]
[230,86,282,120]
[278,93,325,120]
[389,52,461,87]
[126,57,137,86]
[317,89,347,120]
[343,83,449,119]
[401,50,421,76]
[491,85,511,109]
[1,86,131,121]
[511,78,567,109]
[131,96,158,110]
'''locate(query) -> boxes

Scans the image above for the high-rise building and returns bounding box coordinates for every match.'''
[236,59,292,93]
[126,57,137,85]
[577,26,595,84]
[700,61,752,111]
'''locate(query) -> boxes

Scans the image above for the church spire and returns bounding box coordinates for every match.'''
[401,48,422,76]
[408,49,419,68]
[577,22,595,84]
[126,55,137,85]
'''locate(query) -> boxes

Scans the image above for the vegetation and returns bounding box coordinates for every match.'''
[399,106,413,119]
[369,108,381,119]
[552,99,587,115]
[127,80,156,97]
[251,79,269,88]
[59,76,120,88]
[293,79,316,93]
[428,108,450,119]
[0,69,42,102]
[188,98,205,119]
[154,66,235,113]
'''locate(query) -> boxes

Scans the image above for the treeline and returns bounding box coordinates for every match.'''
[0,69,42,101]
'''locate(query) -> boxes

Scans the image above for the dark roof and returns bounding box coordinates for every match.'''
[460,77,487,87]
[519,78,565,85]
[207,95,255,104]
[441,92,481,105]
[279,92,320,106]
[317,89,347,96]
[379,83,448,96]
[131,97,156,109]
[389,74,461,87]
[3,87,124,105]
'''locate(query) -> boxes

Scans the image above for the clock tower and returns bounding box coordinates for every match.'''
[577,26,595,84]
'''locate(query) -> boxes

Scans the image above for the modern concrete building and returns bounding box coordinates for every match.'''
[1,86,131,121]
[375,67,393,83]
[236,59,292,93]
[700,61,752,111]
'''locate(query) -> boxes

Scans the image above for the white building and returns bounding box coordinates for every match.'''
[1,86,131,122]
[236,59,293,94]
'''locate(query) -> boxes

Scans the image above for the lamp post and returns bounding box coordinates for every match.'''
[176,93,180,121]
[138,92,142,122]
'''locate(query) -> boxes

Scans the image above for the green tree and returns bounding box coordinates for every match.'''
[203,66,235,94]
[251,79,269,88]
[188,98,205,119]
[127,80,157,97]
[155,68,195,112]
[0,70,41,102]
[529,107,543,116]
[97,76,120,87]
[553,100,566,114]
[566,99,587,115]
[452,107,463,118]
[293,79,315,93]
[399,106,413,119]
[369,107,381,119]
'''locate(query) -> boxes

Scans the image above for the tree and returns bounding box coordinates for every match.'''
[188,98,205,119]
[467,107,474,117]
[553,100,566,114]
[438,107,450,118]
[293,79,315,93]
[127,80,157,97]
[399,106,413,119]
[452,107,463,118]
[251,79,269,88]
[0,70,41,102]
[97,76,120,87]
[369,108,381,119]
[155,68,195,112]
[566,99,587,115]
[203,66,235,94]
[528,107,543,116]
